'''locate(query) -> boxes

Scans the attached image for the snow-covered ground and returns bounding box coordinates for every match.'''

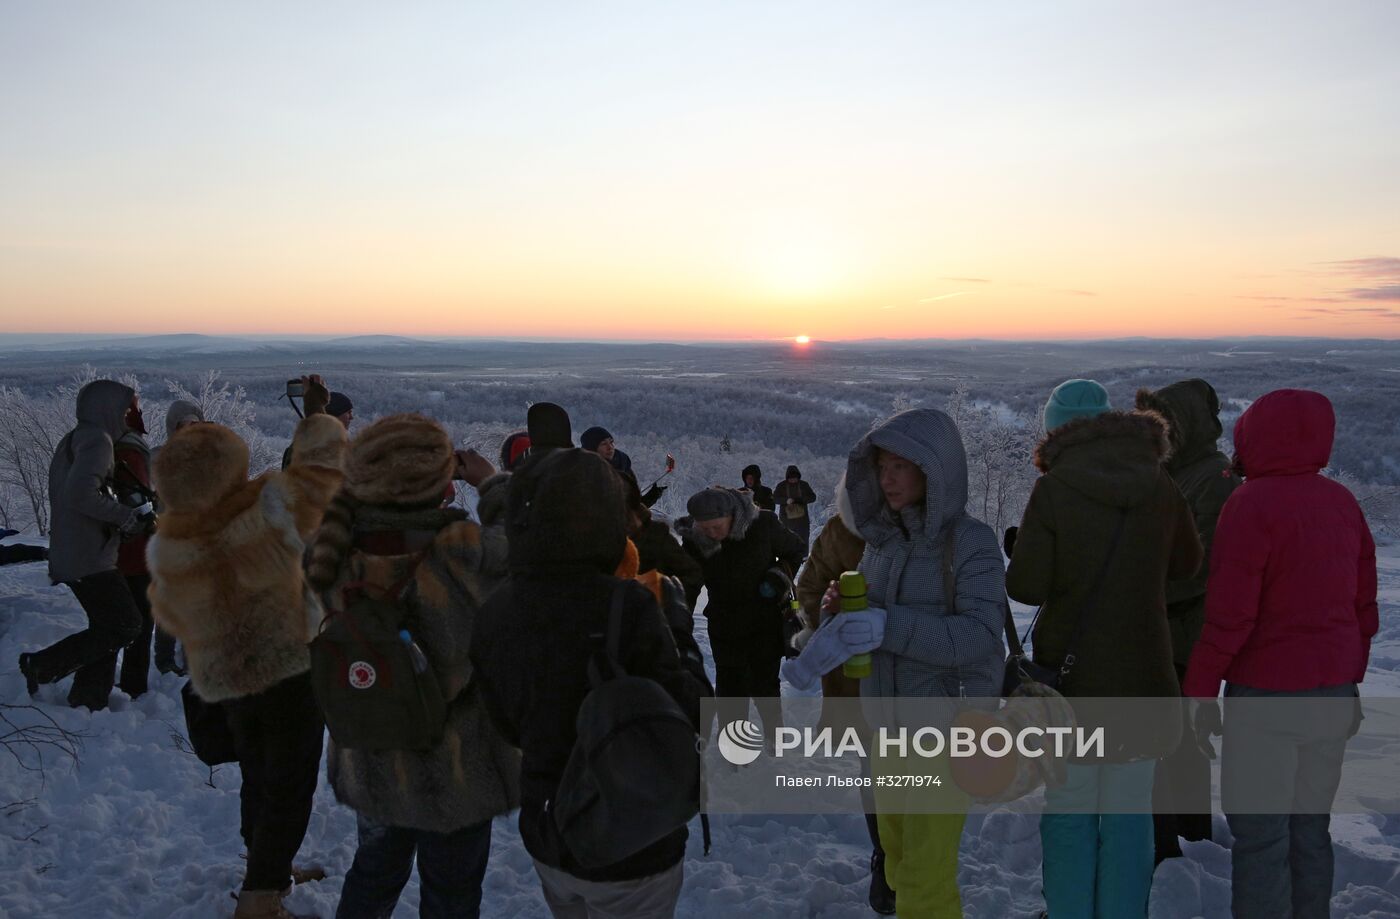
[1,534,1398,919]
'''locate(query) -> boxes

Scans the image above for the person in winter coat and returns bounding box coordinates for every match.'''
[18,380,152,711]
[304,414,520,919]
[786,408,1008,918]
[581,425,633,474]
[471,448,707,918]
[621,472,703,603]
[1183,389,1377,919]
[1006,379,1202,919]
[772,465,818,547]
[741,464,776,512]
[791,473,894,913]
[149,399,207,675]
[676,486,806,732]
[166,399,206,437]
[1135,380,1242,862]
[110,398,159,696]
[148,376,346,919]
[498,430,532,472]
[281,390,353,469]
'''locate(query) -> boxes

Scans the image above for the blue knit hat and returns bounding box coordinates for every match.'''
[1044,379,1111,432]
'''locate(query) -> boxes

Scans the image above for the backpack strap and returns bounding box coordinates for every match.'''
[1059,508,1129,680]
[587,580,631,687]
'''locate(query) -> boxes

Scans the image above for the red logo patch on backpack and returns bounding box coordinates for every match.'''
[348,661,377,690]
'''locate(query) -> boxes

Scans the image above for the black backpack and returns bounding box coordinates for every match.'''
[310,551,448,752]
[551,581,702,869]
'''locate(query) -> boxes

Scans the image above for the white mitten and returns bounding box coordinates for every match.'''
[781,607,886,691]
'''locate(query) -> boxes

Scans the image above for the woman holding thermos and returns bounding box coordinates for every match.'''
[784,408,1006,918]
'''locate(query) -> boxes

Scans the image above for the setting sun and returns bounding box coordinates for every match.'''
[795,335,811,345]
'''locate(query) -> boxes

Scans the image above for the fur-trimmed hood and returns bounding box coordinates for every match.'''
[1034,410,1171,508]
[832,472,858,536]
[1135,380,1224,472]
[673,487,759,558]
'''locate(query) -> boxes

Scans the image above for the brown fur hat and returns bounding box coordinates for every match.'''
[154,423,250,513]
[346,413,455,508]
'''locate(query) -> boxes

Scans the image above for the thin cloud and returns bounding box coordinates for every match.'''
[917,292,972,303]
[1297,306,1400,318]
[1239,295,1348,304]
[1323,257,1400,278]
[1055,289,1097,297]
[938,276,992,284]
[1344,285,1400,302]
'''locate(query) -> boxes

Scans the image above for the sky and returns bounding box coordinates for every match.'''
[2,1,1398,342]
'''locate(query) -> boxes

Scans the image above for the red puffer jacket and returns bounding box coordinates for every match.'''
[1183,389,1378,696]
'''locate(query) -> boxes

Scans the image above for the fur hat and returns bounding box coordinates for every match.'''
[687,487,737,521]
[344,413,455,508]
[154,423,250,514]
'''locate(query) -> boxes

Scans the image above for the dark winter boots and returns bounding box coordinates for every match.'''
[869,849,896,915]
[18,652,38,696]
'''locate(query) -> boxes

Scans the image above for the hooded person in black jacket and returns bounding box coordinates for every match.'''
[676,486,806,733]
[471,448,707,916]
[740,464,776,512]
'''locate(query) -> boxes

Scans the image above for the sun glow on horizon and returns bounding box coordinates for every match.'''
[795,335,811,345]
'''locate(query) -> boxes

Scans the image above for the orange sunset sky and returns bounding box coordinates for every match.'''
[2,3,1398,341]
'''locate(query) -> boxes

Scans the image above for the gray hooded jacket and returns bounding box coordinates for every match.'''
[48,380,139,583]
[847,408,1007,699]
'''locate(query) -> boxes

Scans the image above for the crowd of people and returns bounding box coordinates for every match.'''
[12,371,1378,919]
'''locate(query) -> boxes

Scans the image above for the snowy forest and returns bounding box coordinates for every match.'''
[2,336,1399,542]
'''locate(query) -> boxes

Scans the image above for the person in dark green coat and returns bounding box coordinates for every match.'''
[1136,379,1242,861]
[1006,378,1202,919]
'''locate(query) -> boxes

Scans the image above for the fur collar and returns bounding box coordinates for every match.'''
[1034,410,1171,473]
[673,487,759,558]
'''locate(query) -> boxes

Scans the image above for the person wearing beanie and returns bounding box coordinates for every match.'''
[305,413,519,919]
[498,431,532,472]
[1007,386,1202,919]
[326,392,354,430]
[146,375,347,919]
[471,449,706,913]
[1135,380,1242,863]
[1043,378,1112,433]
[526,402,572,452]
[164,400,206,439]
[580,425,633,474]
[740,464,775,512]
[773,465,818,548]
[676,485,806,735]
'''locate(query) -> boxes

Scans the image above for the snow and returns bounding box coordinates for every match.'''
[1,540,1399,918]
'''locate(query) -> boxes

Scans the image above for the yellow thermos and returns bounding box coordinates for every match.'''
[840,571,871,679]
